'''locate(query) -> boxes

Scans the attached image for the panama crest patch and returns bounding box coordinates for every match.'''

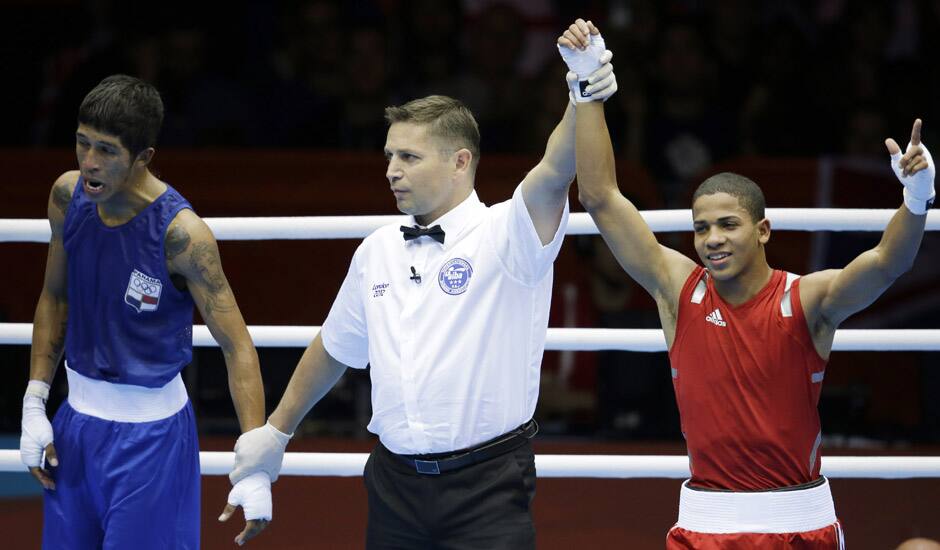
[125,269,162,313]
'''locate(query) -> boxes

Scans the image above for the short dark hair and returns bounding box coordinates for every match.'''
[692,172,766,222]
[77,75,164,157]
[385,95,481,171]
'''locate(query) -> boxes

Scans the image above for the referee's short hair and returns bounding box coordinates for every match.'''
[385,95,481,172]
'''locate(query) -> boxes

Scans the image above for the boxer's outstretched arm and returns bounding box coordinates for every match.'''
[522,18,623,246]
[575,102,696,322]
[802,119,932,334]
[519,19,598,246]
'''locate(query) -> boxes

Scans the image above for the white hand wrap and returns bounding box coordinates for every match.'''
[227,472,272,521]
[558,34,607,102]
[20,380,53,468]
[890,142,936,215]
[566,51,616,105]
[230,421,292,485]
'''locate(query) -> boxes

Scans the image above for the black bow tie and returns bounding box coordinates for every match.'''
[400,224,445,244]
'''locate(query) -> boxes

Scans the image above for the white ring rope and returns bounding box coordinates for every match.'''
[2,209,940,242]
[3,210,937,483]
[0,450,937,478]
[1,323,938,350]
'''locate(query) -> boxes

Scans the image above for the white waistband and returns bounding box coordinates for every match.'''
[65,366,188,422]
[677,478,837,534]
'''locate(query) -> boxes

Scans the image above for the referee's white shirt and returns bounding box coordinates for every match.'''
[320,184,569,455]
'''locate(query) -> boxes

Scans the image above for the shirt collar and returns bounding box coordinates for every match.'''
[406,191,485,247]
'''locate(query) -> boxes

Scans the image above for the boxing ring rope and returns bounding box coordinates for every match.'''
[0,450,939,478]
[2,208,940,242]
[539,328,940,351]
[2,209,938,478]
[1,324,939,350]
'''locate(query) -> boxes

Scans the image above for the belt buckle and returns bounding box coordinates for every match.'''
[414,459,441,475]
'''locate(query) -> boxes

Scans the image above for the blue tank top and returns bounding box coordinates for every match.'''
[63,177,195,387]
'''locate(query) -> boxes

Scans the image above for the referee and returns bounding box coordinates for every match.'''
[226,20,616,548]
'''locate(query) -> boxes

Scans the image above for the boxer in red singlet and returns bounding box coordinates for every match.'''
[573,98,934,548]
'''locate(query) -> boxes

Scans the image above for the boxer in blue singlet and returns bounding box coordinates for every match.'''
[19,75,269,548]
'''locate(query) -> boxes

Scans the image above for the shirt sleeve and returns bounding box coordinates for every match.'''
[319,248,370,369]
[493,183,570,284]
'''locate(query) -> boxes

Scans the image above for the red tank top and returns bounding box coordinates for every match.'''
[669,266,828,490]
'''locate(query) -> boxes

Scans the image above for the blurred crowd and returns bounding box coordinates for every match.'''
[7,1,940,198]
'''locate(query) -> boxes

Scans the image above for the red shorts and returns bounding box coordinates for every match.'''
[666,520,845,549]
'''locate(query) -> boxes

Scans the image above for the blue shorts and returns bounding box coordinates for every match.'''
[42,400,201,549]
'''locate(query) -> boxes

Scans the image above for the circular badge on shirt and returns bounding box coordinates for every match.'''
[438,258,473,295]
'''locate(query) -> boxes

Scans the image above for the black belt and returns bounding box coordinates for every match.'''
[391,419,538,475]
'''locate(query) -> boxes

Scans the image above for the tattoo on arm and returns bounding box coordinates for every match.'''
[52,183,72,216]
[165,224,192,260]
[189,242,236,318]
[47,315,68,363]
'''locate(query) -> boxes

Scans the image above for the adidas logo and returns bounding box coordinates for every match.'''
[705,308,727,327]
